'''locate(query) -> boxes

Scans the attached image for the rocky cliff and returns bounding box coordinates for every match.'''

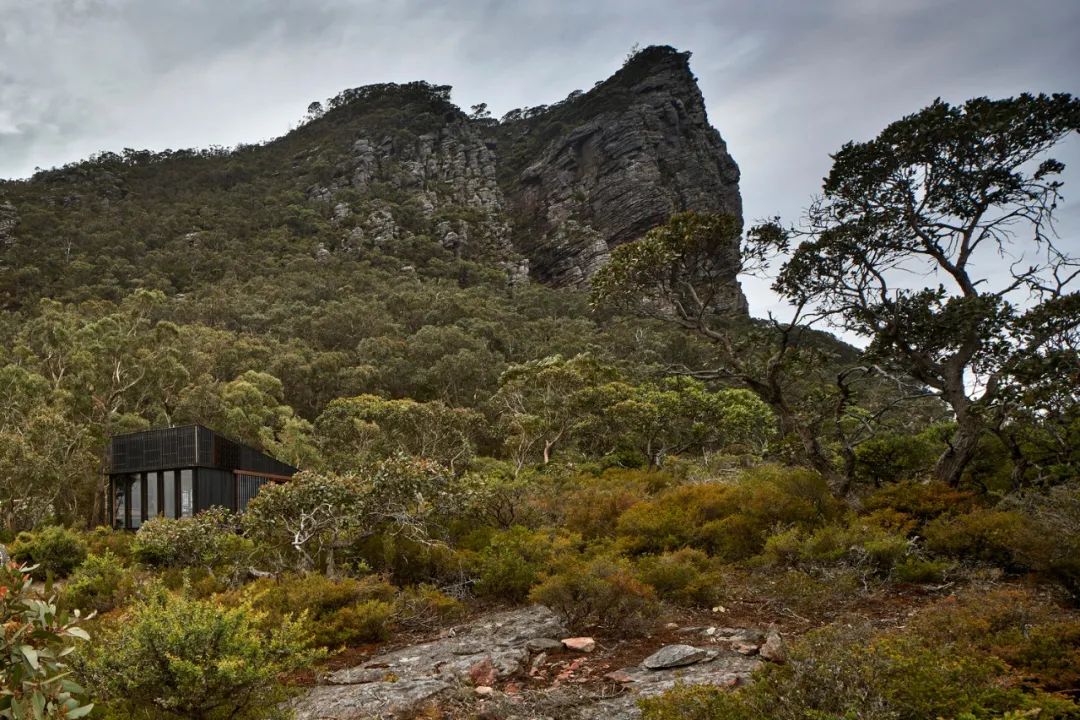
[301,45,746,308]
[496,46,743,297]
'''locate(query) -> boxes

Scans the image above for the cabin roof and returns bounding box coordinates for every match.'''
[108,424,297,477]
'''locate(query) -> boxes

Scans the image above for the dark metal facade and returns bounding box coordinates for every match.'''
[107,425,297,529]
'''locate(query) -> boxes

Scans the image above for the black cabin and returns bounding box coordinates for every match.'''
[108,425,297,529]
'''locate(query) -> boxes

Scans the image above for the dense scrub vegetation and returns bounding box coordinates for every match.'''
[0,81,1077,718]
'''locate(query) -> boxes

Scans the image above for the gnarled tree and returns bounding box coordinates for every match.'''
[777,93,1080,486]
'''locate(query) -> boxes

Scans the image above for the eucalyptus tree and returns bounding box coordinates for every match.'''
[777,93,1080,486]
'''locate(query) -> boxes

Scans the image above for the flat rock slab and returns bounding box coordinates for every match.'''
[291,605,568,719]
[526,637,565,652]
[291,678,450,720]
[642,644,707,669]
[615,654,760,694]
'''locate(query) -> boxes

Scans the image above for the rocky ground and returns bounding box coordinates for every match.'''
[290,605,783,719]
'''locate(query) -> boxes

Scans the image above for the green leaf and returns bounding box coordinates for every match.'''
[64,627,90,641]
[30,693,44,720]
[65,704,94,718]
[19,645,39,670]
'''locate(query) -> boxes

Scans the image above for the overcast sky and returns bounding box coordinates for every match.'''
[1,0,1078,317]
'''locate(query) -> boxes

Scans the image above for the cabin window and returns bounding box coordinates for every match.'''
[163,470,176,518]
[113,477,127,529]
[129,476,142,529]
[180,469,193,518]
[146,471,159,518]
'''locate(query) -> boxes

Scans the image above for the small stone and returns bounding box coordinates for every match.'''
[529,652,547,676]
[642,644,708,670]
[704,627,717,636]
[664,622,679,630]
[732,641,759,656]
[561,637,596,653]
[759,630,786,663]
[469,657,496,686]
[712,605,727,613]
[604,670,634,683]
[526,638,564,653]
[474,685,495,697]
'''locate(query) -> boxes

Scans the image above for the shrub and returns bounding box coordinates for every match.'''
[464,460,546,529]
[11,525,88,579]
[79,586,322,720]
[84,525,135,562]
[1002,483,1080,601]
[616,483,728,553]
[561,468,665,539]
[854,430,942,486]
[0,562,94,719]
[158,566,230,598]
[911,589,1080,694]
[616,466,841,559]
[224,572,399,648]
[529,556,658,635]
[863,481,977,525]
[760,518,911,576]
[766,568,862,617]
[640,623,1078,720]
[924,508,1025,566]
[473,526,571,601]
[317,600,396,645]
[395,584,465,632]
[132,507,247,570]
[63,550,137,613]
[635,549,724,607]
[892,558,949,584]
[244,458,468,576]
[356,532,469,586]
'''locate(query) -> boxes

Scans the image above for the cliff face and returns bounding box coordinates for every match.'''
[304,46,744,306]
[496,46,743,302]
[308,118,512,261]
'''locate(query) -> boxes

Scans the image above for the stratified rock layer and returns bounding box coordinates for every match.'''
[305,45,746,309]
[497,45,743,305]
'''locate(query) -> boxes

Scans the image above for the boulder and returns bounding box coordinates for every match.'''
[526,637,564,653]
[642,644,708,670]
[759,630,786,663]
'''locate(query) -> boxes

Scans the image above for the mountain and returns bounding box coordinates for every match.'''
[0,45,745,313]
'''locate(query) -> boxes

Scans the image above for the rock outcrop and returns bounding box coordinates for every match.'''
[496,45,744,306]
[303,45,747,310]
[290,605,567,720]
[309,117,512,259]
[290,606,769,720]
